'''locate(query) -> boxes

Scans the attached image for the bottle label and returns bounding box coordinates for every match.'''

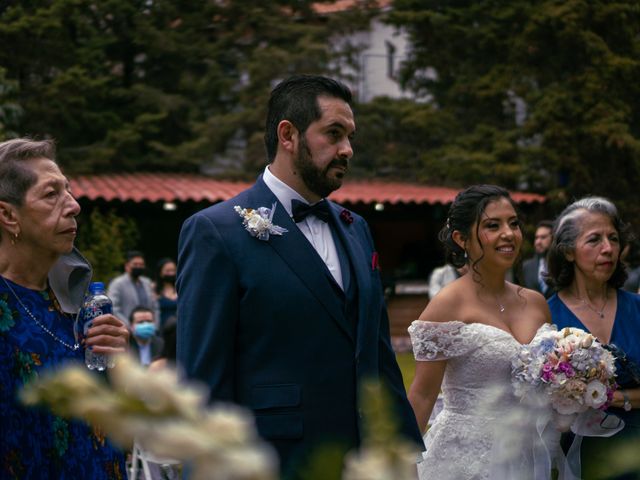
[81,302,112,337]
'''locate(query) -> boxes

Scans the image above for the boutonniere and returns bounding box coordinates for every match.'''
[339,209,354,225]
[234,202,287,241]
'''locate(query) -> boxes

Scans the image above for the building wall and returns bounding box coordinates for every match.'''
[349,18,412,103]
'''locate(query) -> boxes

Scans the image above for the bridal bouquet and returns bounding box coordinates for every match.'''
[512,326,617,416]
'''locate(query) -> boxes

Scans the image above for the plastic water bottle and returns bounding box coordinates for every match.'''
[80,282,115,371]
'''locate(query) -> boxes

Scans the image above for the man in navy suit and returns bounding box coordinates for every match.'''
[522,220,554,298]
[176,75,422,478]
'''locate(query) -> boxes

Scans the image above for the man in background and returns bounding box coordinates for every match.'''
[428,263,468,299]
[522,220,554,298]
[128,306,164,367]
[108,250,158,326]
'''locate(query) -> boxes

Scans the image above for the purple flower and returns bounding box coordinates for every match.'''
[541,363,555,382]
[557,362,575,377]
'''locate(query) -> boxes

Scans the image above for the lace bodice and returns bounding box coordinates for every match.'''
[409,321,554,479]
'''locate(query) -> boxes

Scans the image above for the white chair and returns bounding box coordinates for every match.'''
[129,441,182,480]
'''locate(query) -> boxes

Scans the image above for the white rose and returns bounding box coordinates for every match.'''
[247,215,268,232]
[584,380,608,409]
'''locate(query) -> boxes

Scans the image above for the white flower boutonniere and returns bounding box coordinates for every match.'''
[234,202,287,241]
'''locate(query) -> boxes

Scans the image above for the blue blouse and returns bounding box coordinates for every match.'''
[549,289,640,430]
[548,289,640,371]
[0,277,126,479]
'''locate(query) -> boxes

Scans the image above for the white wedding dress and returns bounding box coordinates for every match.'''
[409,320,556,480]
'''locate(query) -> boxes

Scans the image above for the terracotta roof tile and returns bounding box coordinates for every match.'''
[312,0,392,15]
[69,173,545,206]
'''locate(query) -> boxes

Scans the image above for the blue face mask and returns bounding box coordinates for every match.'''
[133,322,156,340]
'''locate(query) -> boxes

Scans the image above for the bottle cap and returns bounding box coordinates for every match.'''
[89,281,105,293]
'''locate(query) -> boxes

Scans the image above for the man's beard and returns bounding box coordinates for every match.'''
[294,135,348,199]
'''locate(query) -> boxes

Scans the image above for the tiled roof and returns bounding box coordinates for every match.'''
[69,173,545,205]
[312,0,392,15]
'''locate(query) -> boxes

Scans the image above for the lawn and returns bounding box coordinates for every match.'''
[395,351,416,392]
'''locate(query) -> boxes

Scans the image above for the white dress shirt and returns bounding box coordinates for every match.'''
[263,166,343,289]
[538,257,548,294]
[137,341,152,366]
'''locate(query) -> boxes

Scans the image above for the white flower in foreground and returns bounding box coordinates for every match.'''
[342,443,418,480]
[20,354,277,480]
[584,380,608,409]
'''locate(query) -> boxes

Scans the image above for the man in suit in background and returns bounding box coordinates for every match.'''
[108,250,158,326]
[177,75,422,479]
[128,306,164,367]
[522,220,554,298]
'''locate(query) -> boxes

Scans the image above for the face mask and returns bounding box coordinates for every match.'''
[133,322,156,340]
[130,267,145,279]
[161,275,176,284]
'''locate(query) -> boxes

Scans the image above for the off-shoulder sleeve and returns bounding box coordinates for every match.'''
[408,320,480,361]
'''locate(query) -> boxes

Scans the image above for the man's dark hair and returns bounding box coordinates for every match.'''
[264,74,352,162]
[126,250,145,262]
[129,305,154,324]
[536,220,554,231]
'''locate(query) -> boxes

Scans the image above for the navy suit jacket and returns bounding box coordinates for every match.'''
[176,177,421,475]
[522,255,554,298]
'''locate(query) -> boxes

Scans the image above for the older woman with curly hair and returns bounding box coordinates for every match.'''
[546,196,640,479]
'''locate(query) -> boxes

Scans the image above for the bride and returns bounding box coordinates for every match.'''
[408,185,552,479]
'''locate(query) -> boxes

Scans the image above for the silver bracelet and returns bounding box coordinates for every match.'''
[622,390,632,412]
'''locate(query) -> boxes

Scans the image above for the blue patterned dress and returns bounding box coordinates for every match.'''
[0,276,126,479]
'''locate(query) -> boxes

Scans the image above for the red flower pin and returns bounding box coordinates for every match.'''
[340,209,354,225]
[371,251,380,271]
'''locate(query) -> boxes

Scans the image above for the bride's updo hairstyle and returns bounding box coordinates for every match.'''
[439,184,518,271]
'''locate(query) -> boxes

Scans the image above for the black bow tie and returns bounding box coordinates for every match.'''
[291,199,331,223]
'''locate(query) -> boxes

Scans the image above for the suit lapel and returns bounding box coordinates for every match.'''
[247,180,354,342]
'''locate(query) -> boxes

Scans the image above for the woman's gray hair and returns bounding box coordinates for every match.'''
[546,196,630,290]
[0,138,56,207]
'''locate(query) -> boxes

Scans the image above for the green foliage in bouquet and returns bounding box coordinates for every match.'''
[75,208,139,282]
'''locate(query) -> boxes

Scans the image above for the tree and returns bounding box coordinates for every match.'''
[0,67,22,139]
[0,0,375,175]
[380,1,640,217]
[75,208,139,283]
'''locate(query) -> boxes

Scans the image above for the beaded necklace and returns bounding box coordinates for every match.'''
[2,276,80,351]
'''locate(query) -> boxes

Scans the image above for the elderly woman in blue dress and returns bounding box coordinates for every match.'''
[546,196,640,478]
[0,138,129,478]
